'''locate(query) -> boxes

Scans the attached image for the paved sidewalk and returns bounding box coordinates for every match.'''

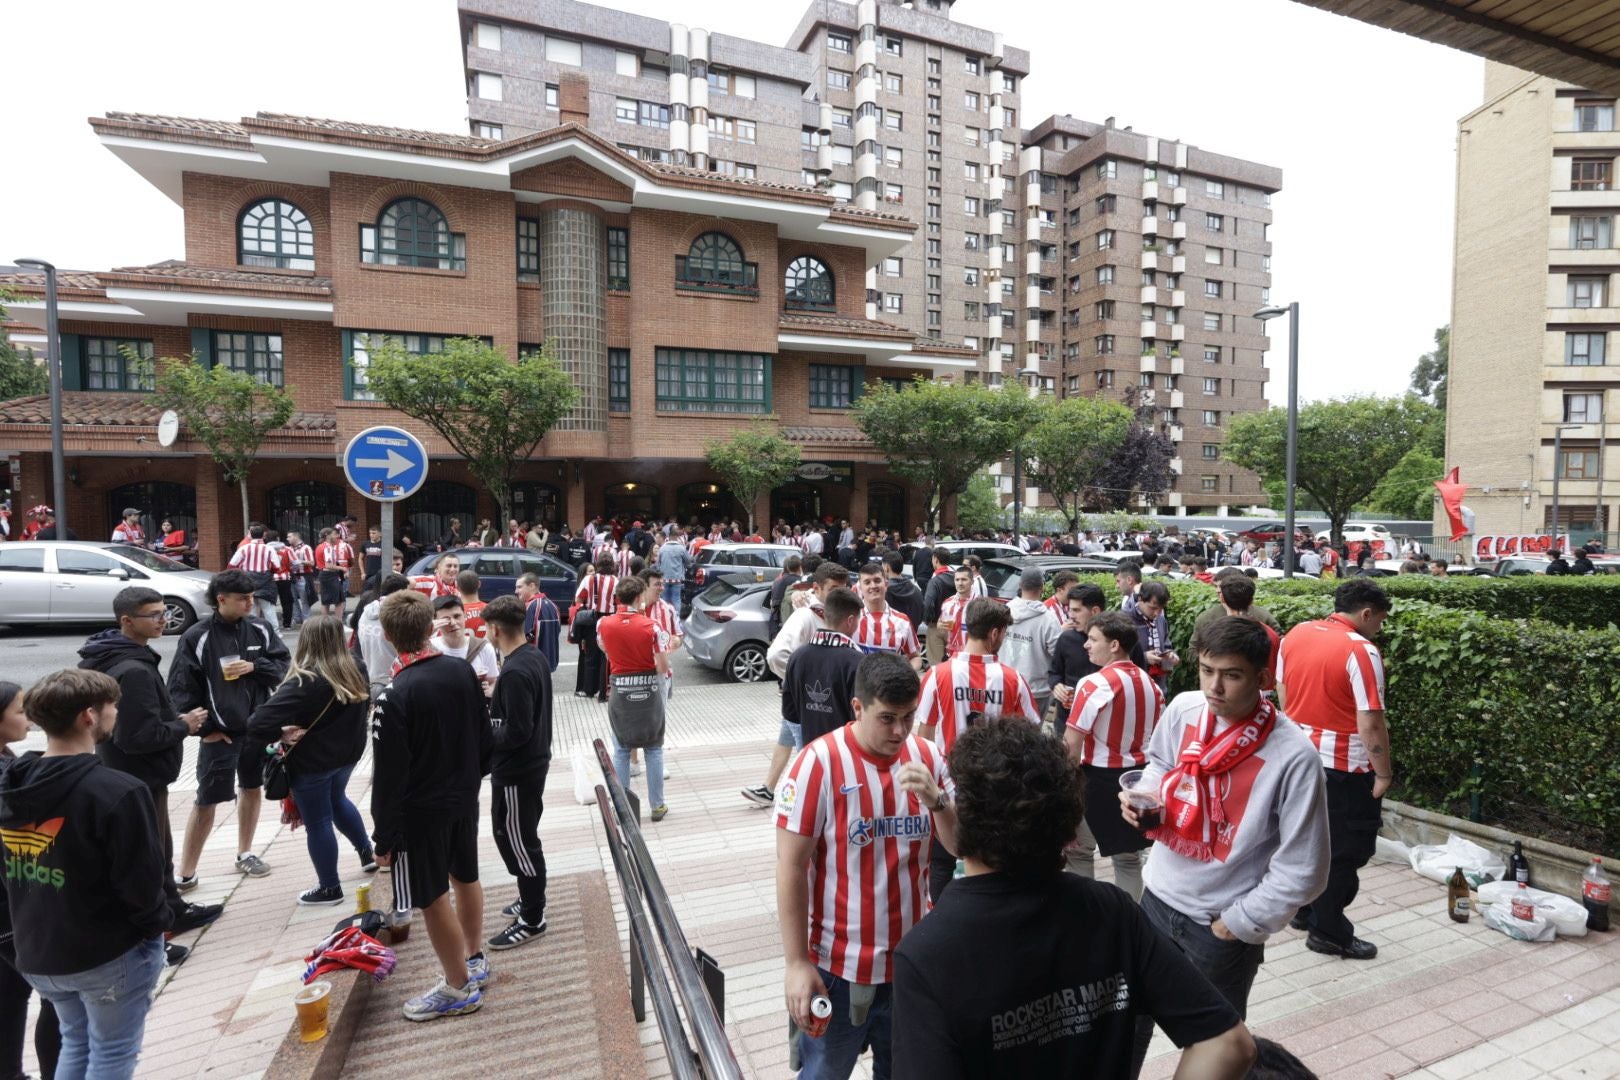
[26,655,1616,1079]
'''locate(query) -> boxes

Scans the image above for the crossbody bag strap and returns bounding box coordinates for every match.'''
[282,693,337,757]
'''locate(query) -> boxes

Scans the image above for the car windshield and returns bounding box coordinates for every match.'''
[108,546,191,573]
[977,563,1021,594]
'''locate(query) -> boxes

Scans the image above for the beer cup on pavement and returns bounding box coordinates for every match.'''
[294,981,332,1042]
[1119,770,1162,832]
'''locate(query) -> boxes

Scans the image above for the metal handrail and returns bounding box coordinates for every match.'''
[593,786,699,1080]
[594,738,744,1080]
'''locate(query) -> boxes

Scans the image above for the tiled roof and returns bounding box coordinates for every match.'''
[89,113,916,231]
[0,394,336,432]
[101,260,334,294]
[780,425,875,445]
[0,269,111,292]
[910,337,981,356]
[779,312,914,339]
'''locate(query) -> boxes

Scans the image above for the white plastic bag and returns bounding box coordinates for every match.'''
[1409,834,1507,888]
[572,747,597,806]
[1476,881,1589,937]
[1483,901,1556,942]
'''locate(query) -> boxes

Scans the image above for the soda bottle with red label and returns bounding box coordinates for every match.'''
[1583,858,1611,933]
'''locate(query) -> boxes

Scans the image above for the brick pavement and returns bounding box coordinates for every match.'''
[27,653,1618,1079]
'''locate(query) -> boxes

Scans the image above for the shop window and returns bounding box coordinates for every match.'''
[266,481,346,545]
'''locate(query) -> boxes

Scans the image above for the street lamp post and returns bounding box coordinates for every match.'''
[1254,302,1299,577]
[1551,423,1581,554]
[1011,365,1042,541]
[14,258,66,539]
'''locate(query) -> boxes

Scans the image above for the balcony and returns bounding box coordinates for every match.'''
[1170,356,1185,376]
[1140,250,1159,271]
[1551,129,1620,150]
[1140,285,1159,304]
[1171,221,1187,240]
[1168,424,1184,443]
[1139,353,1158,373]
[1548,305,1620,323]
[1169,323,1186,341]
[1168,186,1187,205]
[1171,255,1186,274]
[675,257,759,296]
[1169,390,1185,408]
[1552,189,1620,210]
[1140,320,1157,339]
[1170,289,1186,308]
[1142,180,1160,202]
[1143,216,1161,237]
[1549,247,1620,268]
[1542,361,1620,382]
[1168,457,1183,474]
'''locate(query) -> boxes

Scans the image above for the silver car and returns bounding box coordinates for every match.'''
[681,575,775,683]
[0,542,214,635]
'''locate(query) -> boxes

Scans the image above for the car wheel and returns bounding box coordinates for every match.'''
[724,642,769,683]
[162,598,197,636]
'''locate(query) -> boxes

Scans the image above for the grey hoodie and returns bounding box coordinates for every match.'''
[999,597,1061,699]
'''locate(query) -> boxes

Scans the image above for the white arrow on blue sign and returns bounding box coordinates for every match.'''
[342,426,429,502]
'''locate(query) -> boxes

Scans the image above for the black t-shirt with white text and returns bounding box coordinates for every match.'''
[892,872,1238,1079]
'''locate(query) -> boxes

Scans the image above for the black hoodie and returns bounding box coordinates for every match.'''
[883,574,926,632]
[0,753,170,975]
[79,629,188,790]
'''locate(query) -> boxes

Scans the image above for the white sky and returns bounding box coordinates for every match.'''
[5,0,1483,403]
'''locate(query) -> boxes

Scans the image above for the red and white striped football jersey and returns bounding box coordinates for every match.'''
[916,653,1039,755]
[288,544,315,574]
[774,724,954,985]
[937,595,971,656]
[410,575,457,599]
[315,542,353,571]
[575,573,618,614]
[646,597,680,650]
[615,547,637,578]
[271,547,293,582]
[852,607,919,658]
[1066,660,1164,769]
[1276,613,1385,773]
[111,523,144,544]
[1043,596,1069,629]
[228,540,275,574]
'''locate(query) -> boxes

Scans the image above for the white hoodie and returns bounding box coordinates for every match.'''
[998,597,1061,699]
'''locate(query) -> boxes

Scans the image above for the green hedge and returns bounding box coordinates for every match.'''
[1256,575,1620,631]
[1063,574,1620,852]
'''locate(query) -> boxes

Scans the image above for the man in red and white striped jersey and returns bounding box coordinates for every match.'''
[1043,570,1081,629]
[915,597,1037,903]
[575,556,619,616]
[640,568,682,700]
[1275,579,1393,961]
[614,543,638,579]
[1062,610,1164,900]
[935,567,975,659]
[227,524,281,627]
[852,562,921,671]
[411,553,461,600]
[776,652,956,1080]
[313,528,354,617]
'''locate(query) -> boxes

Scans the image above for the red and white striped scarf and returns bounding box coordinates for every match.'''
[1150,698,1277,861]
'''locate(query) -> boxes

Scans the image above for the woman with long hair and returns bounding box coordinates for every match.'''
[247,617,376,905]
[0,682,60,1079]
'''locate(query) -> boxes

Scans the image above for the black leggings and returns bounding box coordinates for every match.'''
[0,936,59,1080]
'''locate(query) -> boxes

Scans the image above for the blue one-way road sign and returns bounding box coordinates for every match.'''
[343,426,428,502]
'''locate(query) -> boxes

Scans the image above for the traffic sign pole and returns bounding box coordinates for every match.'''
[381,501,395,585]
[342,426,429,585]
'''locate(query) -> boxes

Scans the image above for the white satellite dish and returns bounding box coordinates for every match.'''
[156,410,180,448]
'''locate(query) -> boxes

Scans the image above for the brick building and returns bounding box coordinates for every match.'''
[460,0,1282,512]
[1449,61,1617,544]
[1,106,973,570]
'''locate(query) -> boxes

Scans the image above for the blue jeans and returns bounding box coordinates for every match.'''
[289,764,371,889]
[798,967,892,1080]
[661,581,682,611]
[612,741,665,811]
[25,936,163,1080]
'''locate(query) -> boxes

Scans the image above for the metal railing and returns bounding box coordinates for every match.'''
[593,738,744,1080]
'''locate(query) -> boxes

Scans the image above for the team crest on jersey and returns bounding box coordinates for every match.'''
[847,813,930,848]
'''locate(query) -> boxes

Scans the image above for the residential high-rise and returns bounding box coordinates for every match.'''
[1450,61,1616,545]
[461,0,1281,513]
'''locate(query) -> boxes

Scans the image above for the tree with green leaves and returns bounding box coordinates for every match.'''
[361,337,577,525]
[1409,325,1449,411]
[0,290,48,402]
[853,379,1037,532]
[152,353,295,530]
[955,472,1004,533]
[1021,395,1135,530]
[1224,395,1441,545]
[704,426,802,534]
[1368,447,1446,520]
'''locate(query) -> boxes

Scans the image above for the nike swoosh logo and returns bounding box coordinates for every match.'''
[839,784,860,795]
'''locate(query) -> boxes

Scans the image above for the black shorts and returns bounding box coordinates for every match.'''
[195,736,266,807]
[318,570,345,607]
[390,809,480,912]
[1081,764,1152,857]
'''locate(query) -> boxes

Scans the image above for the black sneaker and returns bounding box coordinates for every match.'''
[165,942,191,967]
[1305,933,1378,960]
[501,899,523,918]
[1289,913,1309,932]
[359,848,380,873]
[298,885,345,907]
[487,917,547,951]
[171,902,224,933]
[740,785,774,807]
[176,874,199,893]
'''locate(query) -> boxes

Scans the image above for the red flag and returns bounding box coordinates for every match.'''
[1434,467,1468,542]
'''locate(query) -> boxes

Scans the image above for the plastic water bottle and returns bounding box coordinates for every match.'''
[1584,858,1611,932]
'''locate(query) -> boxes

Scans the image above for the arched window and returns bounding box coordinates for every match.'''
[603,482,660,523]
[784,255,835,311]
[239,199,315,270]
[361,197,466,270]
[677,231,756,291]
[267,481,347,544]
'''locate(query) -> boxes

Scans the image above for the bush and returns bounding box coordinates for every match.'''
[1256,575,1620,631]
[1063,574,1620,851]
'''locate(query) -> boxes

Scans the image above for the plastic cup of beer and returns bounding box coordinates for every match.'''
[294,981,332,1042]
[1119,770,1162,832]
[220,654,242,682]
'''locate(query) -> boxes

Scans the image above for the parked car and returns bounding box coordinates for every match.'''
[1317,524,1395,546]
[979,555,1117,599]
[405,546,578,612]
[681,542,801,616]
[898,540,1025,578]
[1238,521,1322,545]
[0,541,213,635]
[682,575,775,682]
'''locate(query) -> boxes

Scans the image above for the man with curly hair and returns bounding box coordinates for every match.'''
[892,719,1255,1078]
